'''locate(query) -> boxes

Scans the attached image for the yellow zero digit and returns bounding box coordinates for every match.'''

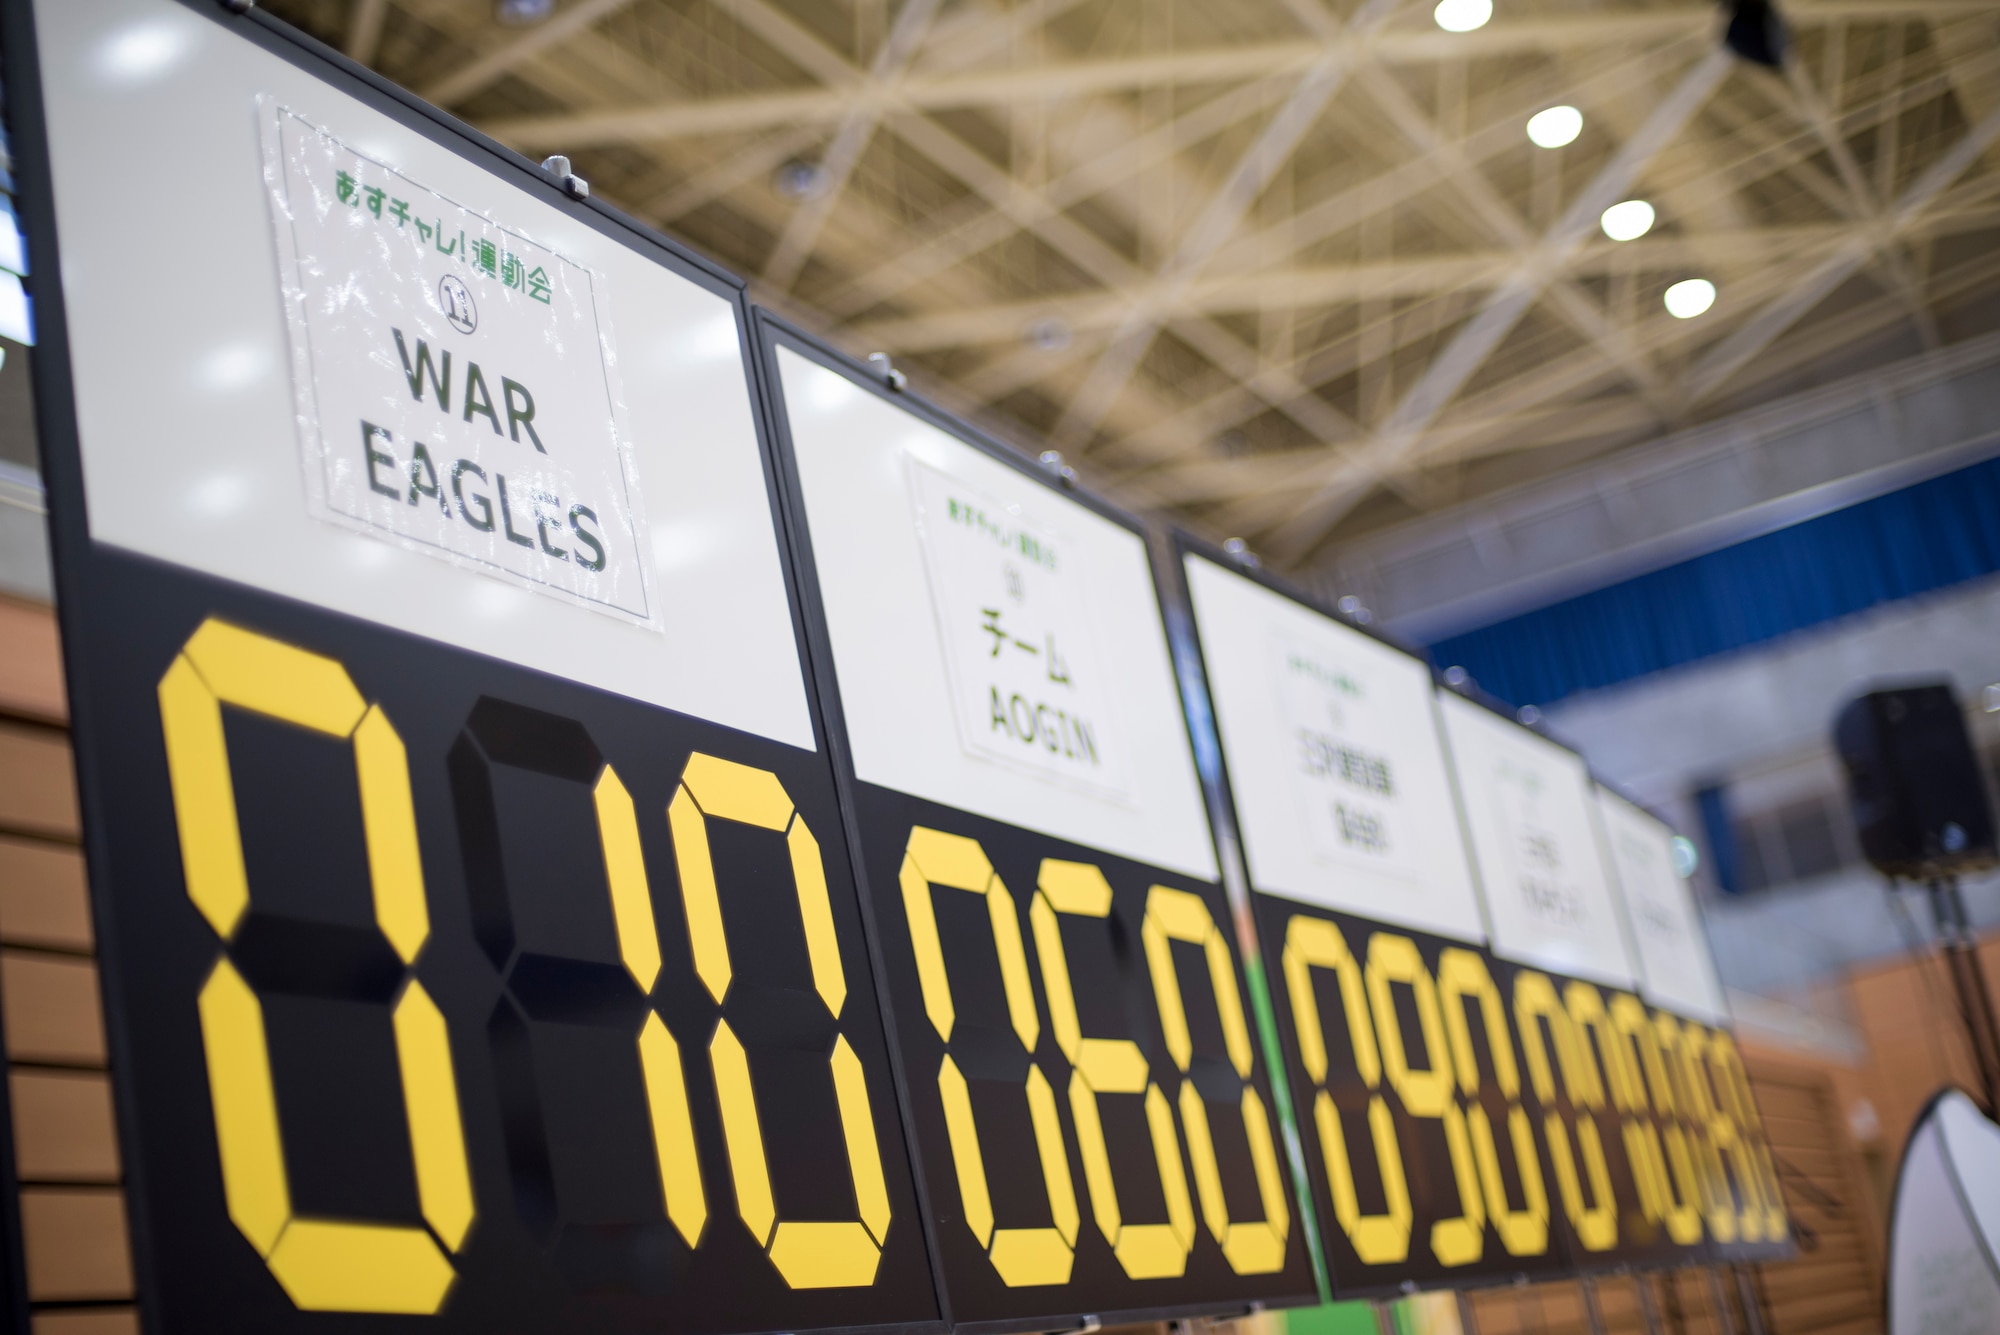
[1034,860,1195,1280]
[158,619,475,1314]
[898,828,1078,1287]
[670,753,892,1288]
[1280,915,1410,1265]
[1608,995,1702,1246]
[1512,972,1617,1252]
[1437,949,1549,1258]
[1141,886,1290,1275]
[1711,1031,1789,1241]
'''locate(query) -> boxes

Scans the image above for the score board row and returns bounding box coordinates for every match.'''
[13,2,1786,1333]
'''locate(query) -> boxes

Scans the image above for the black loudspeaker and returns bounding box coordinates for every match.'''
[1723,0,1788,69]
[1834,684,1998,879]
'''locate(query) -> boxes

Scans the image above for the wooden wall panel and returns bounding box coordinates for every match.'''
[0,599,63,726]
[0,599,133,1329]
[0,725,76,843]
[0,840,90,953]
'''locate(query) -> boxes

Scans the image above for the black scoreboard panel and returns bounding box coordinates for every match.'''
[1252,896,1791,1292]
[1488,956,1791,1269]
[755,319,1319,1331]
[53,550,944,1333]
[1248,899,1570,1293]
[853,787,1309,1329]
[15,1,945,1327]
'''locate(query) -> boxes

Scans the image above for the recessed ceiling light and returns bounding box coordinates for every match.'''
[1600,199,1655,241]
[1026,317,1072,353]
[774,159,831,201]
[495,0,555,24]
[1433,0,1492,33]
[1526,105,1583,149]
[1665,278,1717,318]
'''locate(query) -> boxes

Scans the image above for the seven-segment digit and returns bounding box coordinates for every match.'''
[1033,859,1196,1280]
[1281,915,1411,1265]
[1436,949,1549,1258]
[1140,886,1290,1275]
[671,753,893,1288]
[160,619,474,1315]
[899,828,1079,1286]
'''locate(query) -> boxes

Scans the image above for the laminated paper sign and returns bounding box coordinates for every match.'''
[909,460,1125,798]
[262,102,653,624]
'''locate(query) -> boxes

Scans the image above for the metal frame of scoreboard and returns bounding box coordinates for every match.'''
[1,0,1790,1330]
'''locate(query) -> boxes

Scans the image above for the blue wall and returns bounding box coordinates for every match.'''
[1428,453,2000,708]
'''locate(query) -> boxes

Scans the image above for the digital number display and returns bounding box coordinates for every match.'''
[855,787,1313,1325]
[1253,902,1567,1291]
[764,328,1319,1327]
[67,554,943,1333]
[1255,898,1789,1291]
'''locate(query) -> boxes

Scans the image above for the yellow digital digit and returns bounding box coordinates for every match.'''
[1034,860,1194,1280]
[1658,1018,1737,1244]
[671,753,891,1289]
[1140,886,1289,1276]
[1363,935,1484,1267]
[160,619,473,1315]
[899,828,1078,1287]
[1609,996,1702,1246]
[1511,971,1616,1252]
[1280,915,1410,1266]
[1708,1030,1788,1242]
[596,765,708,1251]
[1672,1024,1757,1244]
[1713,1032,1788,1241]
[1437,949,1548,1258]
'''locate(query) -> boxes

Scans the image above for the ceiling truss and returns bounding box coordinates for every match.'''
[275,0,2000,577]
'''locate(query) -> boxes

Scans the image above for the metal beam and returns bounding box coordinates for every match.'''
[1684,98,2000,403]
[344,0,389,65]
[421,0,641,107]
[1259,48,1734,559]
[760,0,941,291]
[480,1,1995,148]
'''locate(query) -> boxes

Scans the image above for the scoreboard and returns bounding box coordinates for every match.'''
[1171,541,1790,1294]
[8,0,1787,1329]
[759,322,1318,1329]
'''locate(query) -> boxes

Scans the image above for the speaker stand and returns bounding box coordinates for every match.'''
[1928,876,2000,1116]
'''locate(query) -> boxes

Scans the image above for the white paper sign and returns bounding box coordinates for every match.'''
[1438,691,1638,987]
[263,102,653,625]
[1183,554,1485,941]
[911,461,1124,798]
[774,347,1215,880]
[1595,789,1728,1022]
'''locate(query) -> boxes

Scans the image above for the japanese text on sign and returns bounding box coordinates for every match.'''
[262,102,655,625]
[909,461,1126,799]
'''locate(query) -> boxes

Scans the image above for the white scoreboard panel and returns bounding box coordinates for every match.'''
[1435,691,1640,991]
[1179,549,1484,943]
[1594,788,1730,1024]
[37,0,813,748]
[768,342,1215,882]
[760,321,1317,1331]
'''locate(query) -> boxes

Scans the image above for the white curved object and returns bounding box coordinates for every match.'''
[1887,1089,2000,1335]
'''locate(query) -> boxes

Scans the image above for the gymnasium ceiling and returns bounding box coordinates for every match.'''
[269,0,2000,576]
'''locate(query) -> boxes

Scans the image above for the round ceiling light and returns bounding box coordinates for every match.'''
[1665,278,1717,319]
[495,0,556,24]
[1433,0,1492,33]
[1600,199,1656,241]
[1526,105,1583,148]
